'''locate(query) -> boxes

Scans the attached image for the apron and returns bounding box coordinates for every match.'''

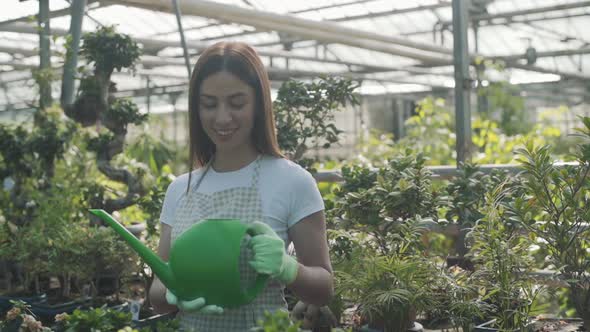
[171,155,288,332]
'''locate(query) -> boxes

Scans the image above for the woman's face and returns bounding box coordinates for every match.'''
[198,71,256,153]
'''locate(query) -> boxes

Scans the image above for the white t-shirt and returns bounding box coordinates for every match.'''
[159,155,324,245]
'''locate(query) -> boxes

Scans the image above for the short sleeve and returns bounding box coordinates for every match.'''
[159,176,187,226]
[287,168,325,228]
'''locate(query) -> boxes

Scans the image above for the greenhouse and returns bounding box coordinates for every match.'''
[0,0,589,331]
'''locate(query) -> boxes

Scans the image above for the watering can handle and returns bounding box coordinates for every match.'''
[241,225,271,301]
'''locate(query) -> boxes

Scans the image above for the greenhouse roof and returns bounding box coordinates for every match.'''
[0,0,589,113]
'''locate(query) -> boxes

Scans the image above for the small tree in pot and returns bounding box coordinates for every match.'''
[63,25,147,217]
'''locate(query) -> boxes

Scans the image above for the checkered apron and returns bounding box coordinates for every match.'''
[171,155,288,332]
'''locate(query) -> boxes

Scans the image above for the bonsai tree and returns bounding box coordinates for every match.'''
[508,116,590,329]
[63,25,147,215]
[273,76,359,171]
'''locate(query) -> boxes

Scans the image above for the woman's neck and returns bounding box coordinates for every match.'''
[212,144,259,172]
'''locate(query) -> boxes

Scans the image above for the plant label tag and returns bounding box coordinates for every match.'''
[130,300,141,321]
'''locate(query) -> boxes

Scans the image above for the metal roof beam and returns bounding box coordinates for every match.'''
[198,2,451,42]
[472,1,590,23]
[152,0,386,38]
[0,44,445,77]
[436,1,590,27]
[110,0,453,60]
[0,0,105,28]
[492,48,590,61]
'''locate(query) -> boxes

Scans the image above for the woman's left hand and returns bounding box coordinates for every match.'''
[247,222,299,284]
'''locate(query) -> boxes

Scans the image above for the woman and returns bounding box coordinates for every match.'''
[148,41,333,332]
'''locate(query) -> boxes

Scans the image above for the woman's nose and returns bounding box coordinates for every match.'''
[214,104,232,124]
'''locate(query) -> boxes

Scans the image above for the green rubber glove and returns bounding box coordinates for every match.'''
[247,222,299,285]
[165,289,224,314]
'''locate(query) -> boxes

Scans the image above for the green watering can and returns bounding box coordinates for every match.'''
[88,209,269,308]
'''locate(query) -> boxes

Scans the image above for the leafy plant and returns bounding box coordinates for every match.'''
[274,76,359,171]
[355,97,572,166]
[337,252,437,332]
[424,267,491,332]
[444,163,525,257]
[508,116,590,327]
[466,181,542,331]
[331,151,438,255]
[327,152,442,331]
[475,59,532,136]
[252,310,302,332]
[80,25,141,74]
[125,133,176,175]
[53,306,132,332]
[103,99,148,132]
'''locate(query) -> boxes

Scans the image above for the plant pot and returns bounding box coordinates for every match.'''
[360,308,422,332]
[95,273,120,296]
[29,297,92,323]
[0,293,47,313]
[446,255,475,271]
[131,311,177,330]
[532,317,585,332]
[359,321,423,332]
[474,319,535,332]
[125,222,146,238]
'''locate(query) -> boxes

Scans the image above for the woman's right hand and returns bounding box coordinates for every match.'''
[165,289,224,314]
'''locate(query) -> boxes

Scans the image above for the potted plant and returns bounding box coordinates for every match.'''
[328,153,442,331]
[337,248,437,332]
[467,182,542,332]
[508,116,590,330]
[0,110,77,308]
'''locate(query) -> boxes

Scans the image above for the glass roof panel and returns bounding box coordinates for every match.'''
[0,0,588,112]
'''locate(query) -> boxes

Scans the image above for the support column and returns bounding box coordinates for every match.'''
[38,0,52,110]
[61,0,87,108]
[172,0,192,78]
[474,22,488,115]
[452,0,472,165]
[392,98,405,140]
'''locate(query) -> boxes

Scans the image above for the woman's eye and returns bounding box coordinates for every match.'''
[229,103,245,110]
[200,102,216,109]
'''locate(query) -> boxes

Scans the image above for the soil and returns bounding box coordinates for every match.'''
[532,319,585,332]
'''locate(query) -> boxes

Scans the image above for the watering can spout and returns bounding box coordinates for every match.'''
[89,209,176,291]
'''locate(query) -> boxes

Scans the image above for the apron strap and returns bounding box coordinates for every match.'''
[192,154,261,194]
[190,157,214,195]
[250,155,262,188]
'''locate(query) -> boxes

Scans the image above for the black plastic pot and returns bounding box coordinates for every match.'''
[0,293,47,313]
[28,297,93,322]
[131,311,177,330]
[475,319,535,332]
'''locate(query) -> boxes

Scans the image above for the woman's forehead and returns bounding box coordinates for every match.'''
[200,71,254,97]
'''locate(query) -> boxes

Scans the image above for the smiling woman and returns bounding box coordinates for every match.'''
[186,42,283,174]
[198,71,257,156]
[148,41,334,332]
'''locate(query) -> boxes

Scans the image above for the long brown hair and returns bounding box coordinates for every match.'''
[187,41,283,190]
